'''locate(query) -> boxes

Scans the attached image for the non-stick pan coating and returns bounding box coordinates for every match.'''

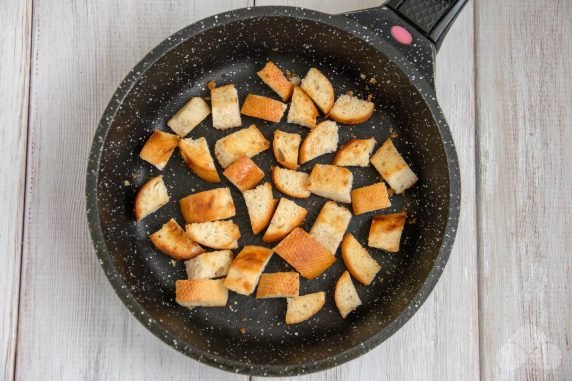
[86,7,460,376]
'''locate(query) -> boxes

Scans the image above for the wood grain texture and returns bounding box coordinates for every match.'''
[0,0,32,379]
[476,0,572,379]
[15,1,251,380]
[254,1,479,380]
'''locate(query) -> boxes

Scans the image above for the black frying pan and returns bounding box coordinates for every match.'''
[86,0,466,376]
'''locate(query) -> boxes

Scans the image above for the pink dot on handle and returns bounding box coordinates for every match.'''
[391,25,413,45]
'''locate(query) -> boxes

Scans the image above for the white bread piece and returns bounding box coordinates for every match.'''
[134,175,169,221]
[341,233,381,286]
[243,182,278,234]
[179,188,236,223]
[308,164,353,203]
[150,218,204,260]
[211,84,241,129]
[223,245,273,295]
[273,130,301,170]
[351,182,391,215]
[214,125,270,168]
[184,250,233,279]
[272,166,310,199]
[334,271,362,318]
[333,137,376,167]
[273,228,336,279]
[300,68,335,114]
[370,138,418,194]
[262,198,307,243]
[287,86,318,129]
[139,130,180,170]
[186,220,240,249]
[223,156,264,192]
[299,120,339,164]
[328,94,375,125]
[309,201,352,255]
[167,97,210,137]
[176,279,228,308]
[178,137,221,183]
[257,61,294,101]
[256,272,299,299]
[368,212,407,253]
[285,291,326,324]
[240,94,287,123]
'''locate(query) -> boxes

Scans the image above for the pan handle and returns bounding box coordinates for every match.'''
[385,0,469,49]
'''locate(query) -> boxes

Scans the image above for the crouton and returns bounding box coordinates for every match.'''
[167,97,211,137]
[186,220,240,249]
[299,120,339,164]
[351,182,391,215]
[139,130,180,170]
[150,218,204,260]
[240,94,287,123]
[300,68,334,114]
[334,271,362,318]
[368,212,407,252]
[333,137,376,167]
[341,233,380,286]
[370,138,418,194]
[308,164,353,203]
[273,130,301,170]
[272,166,310,199]
[184,250,233,279]
[223,246,273,295]
[256,272,300,299]
[328,94,374,125]
[273,228,335,279]
[262,198,307,243]
[223,156,264,192]
[134,175,169,221]
[176,279,228,308]
[211,84,241,129]
[178,137,220,183]
[285,292,326,324]
[287,86,318,129]
[243,182,277,234]
[214,125,270,168]
[179,188,236,223]
[309,201,352,255]
[257,61,294,101]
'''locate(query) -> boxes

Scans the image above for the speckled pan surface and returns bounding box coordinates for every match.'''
[86,6,460,377]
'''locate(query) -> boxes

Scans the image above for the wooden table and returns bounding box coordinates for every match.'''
[1,0,570,379]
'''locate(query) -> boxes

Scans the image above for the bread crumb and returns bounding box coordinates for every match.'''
[367,94,373,101]
[359,73,366,80]
[170,260,176,267]
[289,76,301,86]
[123,180,130,186]
[408,217,417,224]
[345,90,354,96]
[390,133,398,138]
[369,77,378,84]
[239,327,246,334]
[387,188,395,197]
[204,96,210,101]
[272,47,279,52]
[207,80,216,90]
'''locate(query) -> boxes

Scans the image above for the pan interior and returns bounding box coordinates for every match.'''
[94,15,450,369]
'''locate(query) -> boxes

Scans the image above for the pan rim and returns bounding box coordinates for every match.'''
[85,5,461,376]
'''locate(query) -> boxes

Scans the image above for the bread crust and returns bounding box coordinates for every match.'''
[223,245,273,295]
[150,218,204,260]
[139,130,180,170]
[240,94,287,123]
[176,279,228,308]
[351,182,391,215]
[308,164,353,203]
[255,272,300,299]
[257,61,294,101]
[179,188,236,223]
[223,156,264,192]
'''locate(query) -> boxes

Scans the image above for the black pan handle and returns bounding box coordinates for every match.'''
[385,0,468,49]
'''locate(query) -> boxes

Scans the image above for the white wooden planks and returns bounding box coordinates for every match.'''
[15,1,251,380]
[476,0,572,379]
[0,0,32,379]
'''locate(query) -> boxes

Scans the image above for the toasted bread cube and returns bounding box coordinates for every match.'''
[368,212,407,252]
[309,201,352,255]
[176,279,228,308]
[243,182,278,235]
[272,166,310,199]
[285,292,326,324]
[273,130,301,170]
[184,250,233,279]
[150,219,204,260]
[341,233,380,286]
[370,138,418,194]
[186,220,240,250]
[240,94,287,123]
[333,137,376,167]
[256,272,300,299]
[329,94,374,125]
[178,137,220,183]
[179,188,236,223]
[134,175,169,221]
[214,125,270,168]
[262,198,307,243]
[223,156,264,192]
[139,130,180,170]
[300,68,334,114]
[334,271,362,318]
[287,86,318,129]
[300,120,339,164]
[211,84,241,129]
[257,61,294,101]
[351,182,391,215]
[308,164,353,203]
[273,228,335,279]
[223,246,273,295]
[167,97,211,137]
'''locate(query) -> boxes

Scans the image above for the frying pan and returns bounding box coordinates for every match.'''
[86,0,467,376]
